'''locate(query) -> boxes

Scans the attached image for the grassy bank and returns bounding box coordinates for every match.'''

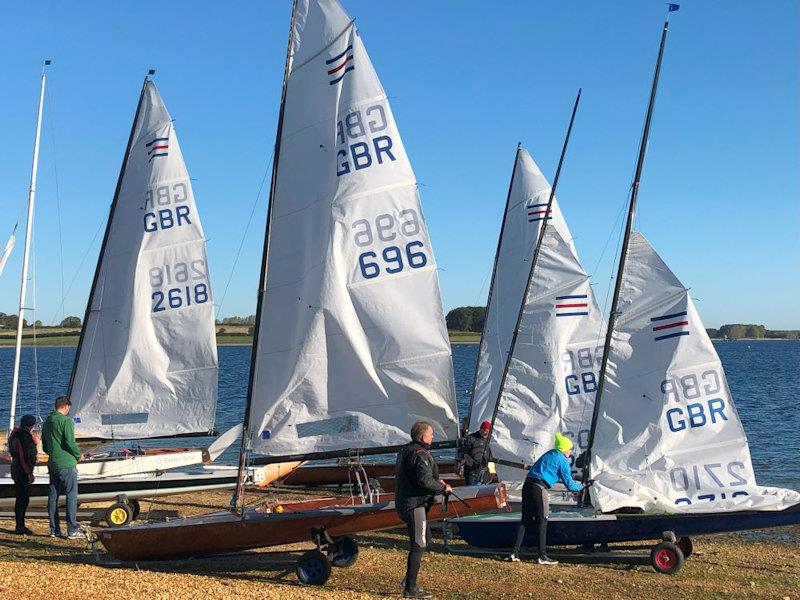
[0,488,797,599]
[1,330,482,347]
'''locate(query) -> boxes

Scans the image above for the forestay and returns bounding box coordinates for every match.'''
[247,0,457,457]
[69,81,218,439]
[589,232,799,512]
[493,223,605,484]
[0,232,14,277]
[468,148,577,429]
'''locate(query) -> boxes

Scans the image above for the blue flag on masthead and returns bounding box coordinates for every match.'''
[668,3,680,11]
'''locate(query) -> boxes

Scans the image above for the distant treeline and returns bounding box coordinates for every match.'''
[707,324,799,340]
[215,315,256,326]
[0,313,81,329]
[444,307,799,340]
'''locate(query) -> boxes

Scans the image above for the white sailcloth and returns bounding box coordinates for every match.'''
[468,148,577,429]
[493,225,605,485]
[590,232,799,512]
[69,81,218,439]
[0,232,14,277]
[248,0,458,456]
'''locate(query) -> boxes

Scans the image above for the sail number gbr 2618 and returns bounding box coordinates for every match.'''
[352,209,428,281]
[149,260,209,313]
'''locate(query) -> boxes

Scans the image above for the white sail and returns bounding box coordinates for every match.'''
[69,81,218,439]
[247,0,458,456]
[0,232,14,277]
[493,225,605,484]
[589,232,799,512]
[468,148,577,429]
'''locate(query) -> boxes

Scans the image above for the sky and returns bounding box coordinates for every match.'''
[0,1,797,330]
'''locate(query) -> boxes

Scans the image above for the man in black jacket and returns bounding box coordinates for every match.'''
[457,419,493,485]
[8,414,38,535]
[395,420,452,600]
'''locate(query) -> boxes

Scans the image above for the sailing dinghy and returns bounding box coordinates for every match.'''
[97,0,504,581]
[453,18,800,573]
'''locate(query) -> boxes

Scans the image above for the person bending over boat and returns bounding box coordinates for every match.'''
[42,396,84,540]
[8,414,38,535]
[395,420,453,599]
[456,419,494,485]
[508,433,587,565]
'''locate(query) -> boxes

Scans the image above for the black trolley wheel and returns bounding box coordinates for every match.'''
[296,549,332,585]
[650,541,685,575]
[129,499,141,520]
[676,536,693,558]
[105,501,133,527]
[330,535,359,568]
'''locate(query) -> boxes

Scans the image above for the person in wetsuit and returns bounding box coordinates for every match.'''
[395,420,453,599]
[457,419,494,485]
[8,414,38,535]
[508,432,588,565]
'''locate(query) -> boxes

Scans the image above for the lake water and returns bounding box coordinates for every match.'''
[0,340,798,491]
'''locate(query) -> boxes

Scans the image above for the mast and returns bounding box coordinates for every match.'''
[464,143,522,431]
[234,0,300,509]
[65,72,153,403]
[484,89,583,449]
[9,60,49,431]
[583,21,670,478]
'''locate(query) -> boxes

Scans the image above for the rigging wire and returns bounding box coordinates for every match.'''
[214,149,275,320]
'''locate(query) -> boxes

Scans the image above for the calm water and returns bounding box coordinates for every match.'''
[0,341,798,490]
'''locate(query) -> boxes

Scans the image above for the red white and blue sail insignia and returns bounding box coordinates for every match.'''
[651,310,689,341]
[326,44,354,85]
[527,200,552,223]
[146,136,170,162]
[555,295,589,317]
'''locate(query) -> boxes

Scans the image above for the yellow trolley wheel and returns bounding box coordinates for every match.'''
[105,501,133,527]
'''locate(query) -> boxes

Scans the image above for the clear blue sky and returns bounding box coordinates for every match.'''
[1,1,797,330]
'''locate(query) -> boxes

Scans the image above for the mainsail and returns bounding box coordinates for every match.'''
[589,232,800,513]
[492,222,605,482]
[246,0,458,458]
[68,80,218,439]
[0,231,14,277]
[468,148,577,429]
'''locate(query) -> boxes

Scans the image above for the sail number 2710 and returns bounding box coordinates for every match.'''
[352,209,428,281]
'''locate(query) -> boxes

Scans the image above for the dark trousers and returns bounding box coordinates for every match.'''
[512,477,549,557]
[464,467,485,486]
[48,467,78,535]
[11,473,31,531]
[401,505,431,592]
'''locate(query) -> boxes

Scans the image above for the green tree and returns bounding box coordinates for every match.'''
[59,316,82,328]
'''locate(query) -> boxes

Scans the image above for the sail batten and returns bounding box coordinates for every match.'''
[246,0,458,458]
[68,80,218,440]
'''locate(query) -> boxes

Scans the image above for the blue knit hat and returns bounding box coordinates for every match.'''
[20,415,36,428]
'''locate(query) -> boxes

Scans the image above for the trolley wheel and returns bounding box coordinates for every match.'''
[296,549,332,585]
[129,499,141,520]
[650,541,685,575]
[330,535,359,568]
[676,536,693,558]
[105,502,133,527]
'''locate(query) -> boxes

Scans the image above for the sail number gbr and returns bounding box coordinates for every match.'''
[149,260,209,313]
[352,209,428,281]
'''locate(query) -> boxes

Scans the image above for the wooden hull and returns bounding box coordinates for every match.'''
[98,484,506,561]
[279,460,457,486]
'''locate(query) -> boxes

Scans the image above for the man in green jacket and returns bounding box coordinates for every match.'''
[41,396,83,539]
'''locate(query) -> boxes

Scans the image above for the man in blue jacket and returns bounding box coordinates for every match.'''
[507,433,587,565]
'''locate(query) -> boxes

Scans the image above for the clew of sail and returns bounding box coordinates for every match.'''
[247,0,458,457]
[0,232,14,277]
[493,224,605,484]
[468,148,577,430]
[68,81,218,440]
[589,232,799,513]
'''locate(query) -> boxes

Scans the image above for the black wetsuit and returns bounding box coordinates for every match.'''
[395,440,445,593]
[457,431,493,485]
[7,427,37,532]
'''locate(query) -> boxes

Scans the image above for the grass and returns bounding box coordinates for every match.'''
[0,488,797,600]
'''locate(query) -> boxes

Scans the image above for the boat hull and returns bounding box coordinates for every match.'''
[453,502,800,548]
[97,484,505,561]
